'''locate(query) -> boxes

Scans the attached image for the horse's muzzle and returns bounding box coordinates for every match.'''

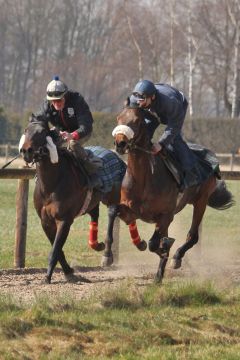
[20,146,48,163]
[115,140,128,155]
[20,147,34,163]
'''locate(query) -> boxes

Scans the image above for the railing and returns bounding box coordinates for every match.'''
[1,144,240,170]
[216,153,240,171]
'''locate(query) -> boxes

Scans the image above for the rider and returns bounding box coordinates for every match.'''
[32,76,102,188]
[130,79,201,188]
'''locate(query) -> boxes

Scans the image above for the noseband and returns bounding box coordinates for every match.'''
[21,122,59,164]
[112,123,152,155]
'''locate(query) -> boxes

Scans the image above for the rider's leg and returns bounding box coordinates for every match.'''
[69,138,103,189]
[173,136,201,188]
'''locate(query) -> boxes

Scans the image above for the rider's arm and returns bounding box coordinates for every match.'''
[72,94,93,140]
[158,98,186,148]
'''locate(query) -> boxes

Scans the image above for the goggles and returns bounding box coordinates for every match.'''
[47,91,65,97]
[132,92,147,100]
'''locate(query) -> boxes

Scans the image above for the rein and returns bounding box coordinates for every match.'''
[1,153,21,169]
[128,142,153,154]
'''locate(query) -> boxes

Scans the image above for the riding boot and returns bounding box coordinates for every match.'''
[184,167,201,188]
[69,140,103,190]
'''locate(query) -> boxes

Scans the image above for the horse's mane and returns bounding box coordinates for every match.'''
[124,97,160,124]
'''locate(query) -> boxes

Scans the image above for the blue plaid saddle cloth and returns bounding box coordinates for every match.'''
[85,146,126,193]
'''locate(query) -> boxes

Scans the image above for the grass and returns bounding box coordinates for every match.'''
[0,280,240,359]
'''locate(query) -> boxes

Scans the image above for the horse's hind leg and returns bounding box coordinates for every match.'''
[41,219,74,281]
[88,205,105,251]
[171,196,208,269]
[101,205,119,267]
[128,221,147,251]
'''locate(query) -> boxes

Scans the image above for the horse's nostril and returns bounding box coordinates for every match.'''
[118,141,127,148]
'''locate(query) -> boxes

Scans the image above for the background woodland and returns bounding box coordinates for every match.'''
[0,0,239,150]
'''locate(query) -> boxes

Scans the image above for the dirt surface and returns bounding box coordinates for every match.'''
[1,253,240,304]
[0,263,156,304]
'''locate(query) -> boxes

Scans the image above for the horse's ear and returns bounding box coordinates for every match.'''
[124,97,130,107]
[29,113,37,122]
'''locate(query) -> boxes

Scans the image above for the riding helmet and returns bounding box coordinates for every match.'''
[132,80,156,98]
[46,76,68,100]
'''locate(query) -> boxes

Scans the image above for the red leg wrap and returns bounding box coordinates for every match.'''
[129,221,141,246]
[89,222,99,249]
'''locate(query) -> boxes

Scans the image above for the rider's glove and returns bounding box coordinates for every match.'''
[60,131,73,142]
[151,142,162,155]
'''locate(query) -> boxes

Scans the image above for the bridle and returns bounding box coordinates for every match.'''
[21,122,51,164]
[115,107,153,155]
[125,139,153,154]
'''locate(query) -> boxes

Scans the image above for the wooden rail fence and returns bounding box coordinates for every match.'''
[1,144,240,170]
[0,167,239,269]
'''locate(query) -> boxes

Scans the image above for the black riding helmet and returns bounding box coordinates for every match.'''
[132,80,156,99]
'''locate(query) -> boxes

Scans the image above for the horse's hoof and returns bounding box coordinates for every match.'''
[101,255,113,267]
[170,258,182,269]
[65,273,91,283]
[153,276,163,285]
[42,276,51,284]
[66,267,74,275]
[94,242,105,252]
[64,272,77,282]
[136,240,147,251]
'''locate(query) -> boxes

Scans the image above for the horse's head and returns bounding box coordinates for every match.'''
[19,114,55,164]
[112,98,150,155]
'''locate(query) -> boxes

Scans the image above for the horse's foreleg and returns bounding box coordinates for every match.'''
[41,219,74,277]
[88,205,105,251]
[149,214,175,283]
[101,205,119,267]
[171,197,208,269]
[46,219,73,283]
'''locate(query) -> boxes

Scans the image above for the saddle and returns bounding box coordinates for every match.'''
[159,143,221,189]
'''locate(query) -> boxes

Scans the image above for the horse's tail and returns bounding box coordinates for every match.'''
[207,179,234,210]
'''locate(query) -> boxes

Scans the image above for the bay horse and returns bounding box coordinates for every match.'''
[106,102,234,282]
[19,117,146,283]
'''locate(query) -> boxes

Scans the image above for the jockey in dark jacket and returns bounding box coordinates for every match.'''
[32,76,102,188]
[130,79,200,188]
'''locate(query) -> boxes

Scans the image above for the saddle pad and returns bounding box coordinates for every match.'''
[85,146,126,193]
[163,143,220,187]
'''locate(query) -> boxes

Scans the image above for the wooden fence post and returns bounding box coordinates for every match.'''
[14,178,29,268]
[112,216,120,264]
[230,153,235,171]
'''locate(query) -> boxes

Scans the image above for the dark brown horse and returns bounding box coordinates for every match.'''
[106,104,234,282]
[19,118,146,283]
